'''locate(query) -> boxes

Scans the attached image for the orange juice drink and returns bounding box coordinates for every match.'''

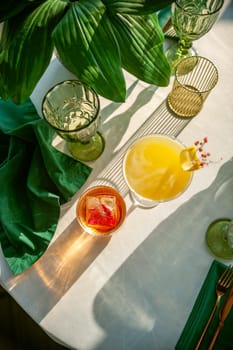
[123,134,193,205]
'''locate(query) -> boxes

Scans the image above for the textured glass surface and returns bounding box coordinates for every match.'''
[166,0,223,69]
[173,0,224,41]
[42,80,105,161]
[42,80,100,143]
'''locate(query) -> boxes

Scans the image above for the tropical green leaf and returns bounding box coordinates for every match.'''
[0,56,8,100]
[103,0,173,15]
[0,0,172,105]
[53,0,126,102]
[0,0,68,103]
[111,13,171,86]
[0,0,46,22]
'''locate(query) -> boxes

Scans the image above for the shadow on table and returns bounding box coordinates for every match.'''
[87,80,160,178]
[6,219,111,323]
[219,0,233,22]
[86,98,193,201]
[3,67,187,323]
[92,158,233,350]
[101,82,158,146]
[6,78,160,311]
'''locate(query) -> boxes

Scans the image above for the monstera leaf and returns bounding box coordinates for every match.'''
[0,0,172,104]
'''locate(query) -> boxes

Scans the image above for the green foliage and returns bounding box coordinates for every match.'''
[0,0,172,104]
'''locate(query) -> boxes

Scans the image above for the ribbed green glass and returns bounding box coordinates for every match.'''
[42,80,105,162]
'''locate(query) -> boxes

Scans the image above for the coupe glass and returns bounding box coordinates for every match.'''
[166,0,224,70]
[42,80,105,162]
[123,134,193,208]
[206,219,233,260]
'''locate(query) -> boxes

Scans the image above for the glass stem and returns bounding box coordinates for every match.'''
[177,39,193,56]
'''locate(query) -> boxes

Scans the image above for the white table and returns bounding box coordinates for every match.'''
[1,1,233,349]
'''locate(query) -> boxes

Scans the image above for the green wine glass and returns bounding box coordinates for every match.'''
[166,0,224,70]
[42,80,105,162]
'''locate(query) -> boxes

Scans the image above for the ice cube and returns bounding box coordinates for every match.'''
[86,195,117,230]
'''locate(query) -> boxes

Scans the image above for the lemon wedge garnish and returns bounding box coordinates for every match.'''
[180,146,201,171]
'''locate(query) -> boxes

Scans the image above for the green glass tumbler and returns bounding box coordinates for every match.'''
[42,80,105,162]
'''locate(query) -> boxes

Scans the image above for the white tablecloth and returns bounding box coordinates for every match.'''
[1,1,233,349]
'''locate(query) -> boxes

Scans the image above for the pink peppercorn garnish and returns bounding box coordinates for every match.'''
[193,137,211,167]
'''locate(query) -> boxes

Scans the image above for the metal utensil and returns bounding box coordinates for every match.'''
[195,265,233,350]
[208,285,233,350]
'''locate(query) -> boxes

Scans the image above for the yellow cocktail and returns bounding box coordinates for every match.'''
[123,134,193,207]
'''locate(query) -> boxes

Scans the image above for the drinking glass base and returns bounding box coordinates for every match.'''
[67,132,105,162]
[205,218,233,260]
[129,191,159,209]
[166,44,197,72]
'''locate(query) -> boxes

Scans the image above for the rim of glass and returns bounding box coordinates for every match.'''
[42,79,100,133]
[175,0,224,16]
[123,133,193,204]
[175,56,219,94]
